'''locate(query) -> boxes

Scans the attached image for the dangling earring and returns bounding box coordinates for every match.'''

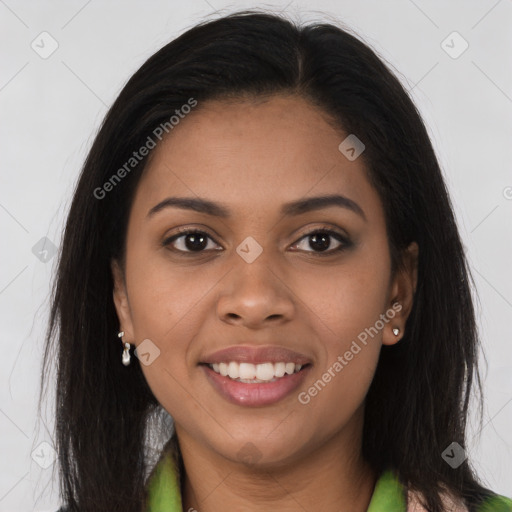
[118,331,131,366]
[392,327,400,336]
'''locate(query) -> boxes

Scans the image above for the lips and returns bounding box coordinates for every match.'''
[201,363,312,406]
[199,345,313,366]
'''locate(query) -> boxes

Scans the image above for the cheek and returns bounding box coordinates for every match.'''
[293,243,390,414]
[296,278,386,429]
[297,347,379,440]
[295,242,391,343]
[125,240,203,337]
[123,244,208,396]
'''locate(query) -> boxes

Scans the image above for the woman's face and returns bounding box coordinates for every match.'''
[112,94,417,466]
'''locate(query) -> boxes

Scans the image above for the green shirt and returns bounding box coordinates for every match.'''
[145,451,512,511]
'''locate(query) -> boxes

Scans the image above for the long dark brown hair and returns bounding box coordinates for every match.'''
[39,9,496,511]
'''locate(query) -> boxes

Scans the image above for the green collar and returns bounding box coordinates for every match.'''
[145,452,406,512]
[366,467,407,511]
[146,451,182,512]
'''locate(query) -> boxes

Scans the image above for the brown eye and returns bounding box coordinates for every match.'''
[163,229,221,253]
[290,229,352,255]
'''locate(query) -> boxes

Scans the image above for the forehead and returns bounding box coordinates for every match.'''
[132,94,382,223]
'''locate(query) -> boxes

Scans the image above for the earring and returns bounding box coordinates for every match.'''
[118,331,131,366]
[392,327,400,336]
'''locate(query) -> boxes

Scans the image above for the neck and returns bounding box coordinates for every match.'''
[176,414,377,512]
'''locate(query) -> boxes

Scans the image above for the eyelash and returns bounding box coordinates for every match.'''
[162,225,352,257]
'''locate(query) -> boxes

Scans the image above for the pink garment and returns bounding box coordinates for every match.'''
[407,489,468,512]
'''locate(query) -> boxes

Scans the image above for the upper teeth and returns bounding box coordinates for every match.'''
[210,361,303,381]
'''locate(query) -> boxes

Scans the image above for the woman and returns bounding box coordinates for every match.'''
[42,9,512,512]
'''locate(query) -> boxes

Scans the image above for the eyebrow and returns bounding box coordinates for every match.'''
[147,194,367,221]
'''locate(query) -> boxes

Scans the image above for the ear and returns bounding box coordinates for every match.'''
[382,241,419,346]
[111,259,135,342]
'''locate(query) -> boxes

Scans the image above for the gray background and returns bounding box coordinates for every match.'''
[0,0,511,510]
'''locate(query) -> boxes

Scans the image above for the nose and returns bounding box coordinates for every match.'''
[216,251,295,329]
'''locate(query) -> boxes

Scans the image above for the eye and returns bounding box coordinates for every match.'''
[162,228,222,254]
[289,228,351,255]
[163,226,352,256]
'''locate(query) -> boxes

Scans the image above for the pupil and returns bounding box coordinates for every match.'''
[185,234,207,251]
[310,233,330,251]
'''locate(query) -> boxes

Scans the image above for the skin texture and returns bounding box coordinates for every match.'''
[112,94,418,512]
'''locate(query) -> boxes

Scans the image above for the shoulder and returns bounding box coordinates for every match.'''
[407,488,512,512]
[476,494,512,511]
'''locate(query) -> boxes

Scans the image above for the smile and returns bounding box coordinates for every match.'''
[200,362,312,406]
[208,361,304,382]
